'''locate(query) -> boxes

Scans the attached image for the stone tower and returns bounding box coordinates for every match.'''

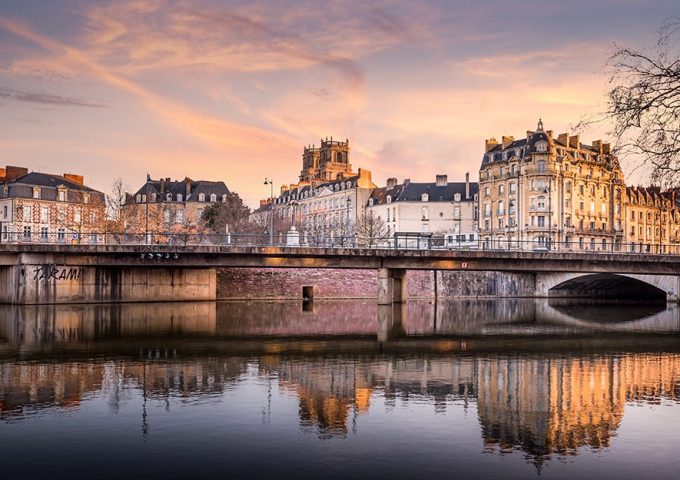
[299,137,352,182]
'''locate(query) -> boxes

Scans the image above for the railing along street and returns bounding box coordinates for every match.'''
[1,230,680,255]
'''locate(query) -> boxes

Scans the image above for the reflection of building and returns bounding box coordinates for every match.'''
[0,165,106,243]
[479,120,626,250]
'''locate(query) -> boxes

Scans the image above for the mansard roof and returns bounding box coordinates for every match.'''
[370,181,478,205]
[132,178,230,200]
[3,172,102,193]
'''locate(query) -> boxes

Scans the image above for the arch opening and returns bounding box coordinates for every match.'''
[549,274,667,301]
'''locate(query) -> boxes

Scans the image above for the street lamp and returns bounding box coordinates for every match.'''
[346,197,351,246]
[264,178,274,245]
[145,173,150,245]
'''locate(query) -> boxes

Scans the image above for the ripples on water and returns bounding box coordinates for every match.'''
[1,299,679,480]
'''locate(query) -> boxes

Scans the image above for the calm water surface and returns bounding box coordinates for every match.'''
[1,299,680,480]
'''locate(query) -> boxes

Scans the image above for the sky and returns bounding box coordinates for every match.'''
[0,0,677,208]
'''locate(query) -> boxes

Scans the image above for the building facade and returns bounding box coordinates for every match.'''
[479,120,626,251]
[366,174,479,247]
[624,187,680,253]
[0,165,106,243]
[123,176,230,234]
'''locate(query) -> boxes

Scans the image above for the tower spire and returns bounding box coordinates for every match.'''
[537,118,544,132]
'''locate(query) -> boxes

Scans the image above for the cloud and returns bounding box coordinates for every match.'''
[0,86,107,107]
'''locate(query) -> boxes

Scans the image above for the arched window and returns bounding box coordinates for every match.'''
[177,193,183,202]
[151,193,156,202]
[210,193,217,203]
[222,194,227,202]
[135,194,141,203]
[337,152,343,163]
[198,193,205,202]
[536,160,546,173]
[386,195,392,204]
[166,193,172,201]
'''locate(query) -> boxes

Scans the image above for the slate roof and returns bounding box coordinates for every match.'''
[2,172,102,193]
[370,181,478,205]
[132,178,230,201]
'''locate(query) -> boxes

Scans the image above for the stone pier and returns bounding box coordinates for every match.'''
[377,268,407,305]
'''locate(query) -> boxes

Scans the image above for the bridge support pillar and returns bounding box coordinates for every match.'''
[377,303,407,342]
[377,268,406,305]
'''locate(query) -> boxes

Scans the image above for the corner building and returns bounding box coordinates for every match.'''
[479,120,626,251]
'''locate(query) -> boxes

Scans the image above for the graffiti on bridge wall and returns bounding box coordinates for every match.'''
[32,266,83,282]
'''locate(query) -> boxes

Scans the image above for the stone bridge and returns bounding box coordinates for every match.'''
[0,244,679,304]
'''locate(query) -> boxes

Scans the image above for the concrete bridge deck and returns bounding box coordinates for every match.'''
[0,245,679,304]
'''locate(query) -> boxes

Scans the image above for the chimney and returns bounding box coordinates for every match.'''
[502,136,514,149]
[465,172,470,199]
[602,143,611,154]
[386,177,398,190]
[568,134,580,149]
[546,130,553,139]
[280,185,289,193]
[160,178,166,194]
[4,166,29,181]
[260,199,267,207]
[557,133,569,146]
[436,174,448,187]
[184,177,191,197]
[485,138,498,153]
[592,140,603,153]
[63,173,84,185]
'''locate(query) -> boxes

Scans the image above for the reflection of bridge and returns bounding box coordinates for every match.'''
[1,244,680,304]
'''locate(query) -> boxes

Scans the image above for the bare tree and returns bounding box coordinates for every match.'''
[201,193,251,234]
[588,17,680,186]
[357,211,389,248]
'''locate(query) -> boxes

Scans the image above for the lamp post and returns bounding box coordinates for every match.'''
[346,197,351,246]
[264,178,274,245]
[145,173,150,245]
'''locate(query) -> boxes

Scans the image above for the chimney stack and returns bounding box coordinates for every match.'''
[502,136,514,149]
[386,178,398,190]
[465,172,470,199]
[436,174,448,187]
[184,177,191,197]
[568,135,580,150]
[485,138,498,153]
[558,133,569,146]
[160,178,166,194]
[63,173,84,185]
[4,166,29,181]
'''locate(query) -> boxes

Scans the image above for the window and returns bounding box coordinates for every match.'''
[421,207,429,220]
[484,187,491,197]
[222,194,228,202]
[23,226,31,240]
[537,160,546,173]
[387,209,390,222]
[176,210,184,223]
[199,193,206,202]
[177,194,183,202]
[537,216,545,227]
[579,184,584,195]
[579,201,584,211]
[84,193,90,204]
[166,193,172,201]
[484,202,491,217]
[565,181,572,193]
[537,196,546,210]
[32,188,40,199]
[630,210,635,221]
[421,193,429,202]
[74,208,81,223]
[454,206,461,219]
[498,184,504,195]
[2,205,7,218]
[368,198,374,207]
[57,228,66,241]
[509,182,516,194]
[40,206,48,223]
[498,200,505,216]
[40,227,48,240]
[454,193,461,201]
[210,193,217,203]
[590,201,595,214]
[141,194,146,203]
[601,203,607,214]
[386,195,392,204]
[536,141,547,152]
[24,205,32,222]
[58,190,67,202]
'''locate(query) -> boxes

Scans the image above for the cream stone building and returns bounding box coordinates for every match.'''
[479,120,626,251]
[0,165,106,244]
[366,174,478,247]
[123,176,230,235]
[624,187,680,253]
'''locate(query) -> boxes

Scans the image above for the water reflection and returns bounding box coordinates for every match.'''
[1,300,680,477]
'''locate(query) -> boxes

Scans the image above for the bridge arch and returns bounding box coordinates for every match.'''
[536,272,677,301]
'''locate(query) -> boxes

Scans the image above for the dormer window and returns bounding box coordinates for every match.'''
[177,194,183,202]
[368,198,374,207]
[386,195,392,204]
[198,193,205,202]
[135,194,141,203]
[454,193,461,202]
[222,194,227,202]
[210,193,217,203]
[148,193,154,202]
[421,193,429,202]
[32,187,40,199]
[536,141,548,152]
[166,193,172,201]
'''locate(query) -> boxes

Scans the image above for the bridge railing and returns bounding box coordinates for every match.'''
[2,230,680,255]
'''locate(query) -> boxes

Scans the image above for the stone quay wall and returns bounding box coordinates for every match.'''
[216,268,537,300]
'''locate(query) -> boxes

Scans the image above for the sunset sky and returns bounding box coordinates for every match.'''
[0,0,677,207]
